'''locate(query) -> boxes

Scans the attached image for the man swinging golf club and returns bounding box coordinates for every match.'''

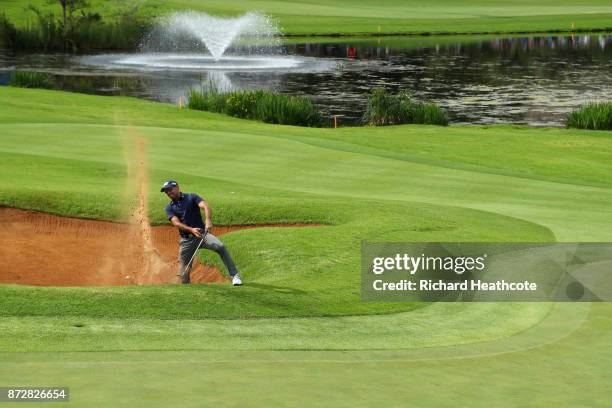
[161,180,242,286]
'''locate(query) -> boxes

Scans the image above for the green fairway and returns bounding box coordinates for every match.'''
[2,0,612,35]
[1,87,611,406]
[3,302,607,407]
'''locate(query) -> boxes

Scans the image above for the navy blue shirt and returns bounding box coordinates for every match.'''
[165,192,205,237]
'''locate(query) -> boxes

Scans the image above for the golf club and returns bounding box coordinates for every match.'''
[185,228,207,271]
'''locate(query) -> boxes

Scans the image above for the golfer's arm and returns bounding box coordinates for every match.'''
[169,216,194,233]
[198,200,212,225]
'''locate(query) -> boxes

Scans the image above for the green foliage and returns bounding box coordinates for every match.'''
[362,88,449,126]
[8,71,55,89]
[187,86,226,113]
[566,102,612,131]
[0,5,151,52]
[0,13,17,47]
[188,88,323,127]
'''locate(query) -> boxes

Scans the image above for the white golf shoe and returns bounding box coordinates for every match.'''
[232,274,242,286]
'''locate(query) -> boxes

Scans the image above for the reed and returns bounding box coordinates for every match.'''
[188,88,323,127]
[566,102,612,131]
[362,88,448,126]
[8,71,55,89]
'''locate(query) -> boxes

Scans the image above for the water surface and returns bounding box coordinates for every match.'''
[1,33,610,126]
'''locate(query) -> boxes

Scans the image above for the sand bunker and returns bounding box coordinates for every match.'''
[0,207,316,286]
[0,132,318,287]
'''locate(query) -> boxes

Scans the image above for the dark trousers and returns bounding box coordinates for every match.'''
[178,233,239,284]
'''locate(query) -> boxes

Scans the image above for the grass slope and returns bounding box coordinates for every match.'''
[2,0,612,35]
[0,87,611,406]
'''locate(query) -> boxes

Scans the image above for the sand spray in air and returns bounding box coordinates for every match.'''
[121,126,173,284]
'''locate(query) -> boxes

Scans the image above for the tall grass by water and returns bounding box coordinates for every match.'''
[362,88,448,126]
[8,71,55,89]
[188,88,323,127]
[566,102,612,131]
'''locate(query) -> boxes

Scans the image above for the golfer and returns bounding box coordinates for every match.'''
[161,180,242,286]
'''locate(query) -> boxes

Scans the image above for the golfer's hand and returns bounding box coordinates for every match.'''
[191,227,203,238]
[205,221,213,232]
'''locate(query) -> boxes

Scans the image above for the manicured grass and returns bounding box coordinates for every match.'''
[0,89,561,319]
[2,0,612,35]
[1,303,610,407]
[0,301,560,352]
[1,87,612,406]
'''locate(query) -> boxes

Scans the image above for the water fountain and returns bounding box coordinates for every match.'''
[81,11,332,72]
[148,11,281,60]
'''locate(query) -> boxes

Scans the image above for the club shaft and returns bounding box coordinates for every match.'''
[185,231,206,270]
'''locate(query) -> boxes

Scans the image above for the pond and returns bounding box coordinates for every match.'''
[1,33,611,126]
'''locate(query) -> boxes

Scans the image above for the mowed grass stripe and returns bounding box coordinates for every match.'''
[2,121,610,242]
[2,88,612,188]
[3,0,612,34]
[0,303,607,407]
[0,302,589,354]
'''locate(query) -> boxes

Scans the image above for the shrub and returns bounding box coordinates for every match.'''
[188,88,323,127]
[0,13,17,48]
[362,88,448,126]
[225,91,259,118]
[0,6,151,52]
[566,102,612,131]
[9,71,55,89]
